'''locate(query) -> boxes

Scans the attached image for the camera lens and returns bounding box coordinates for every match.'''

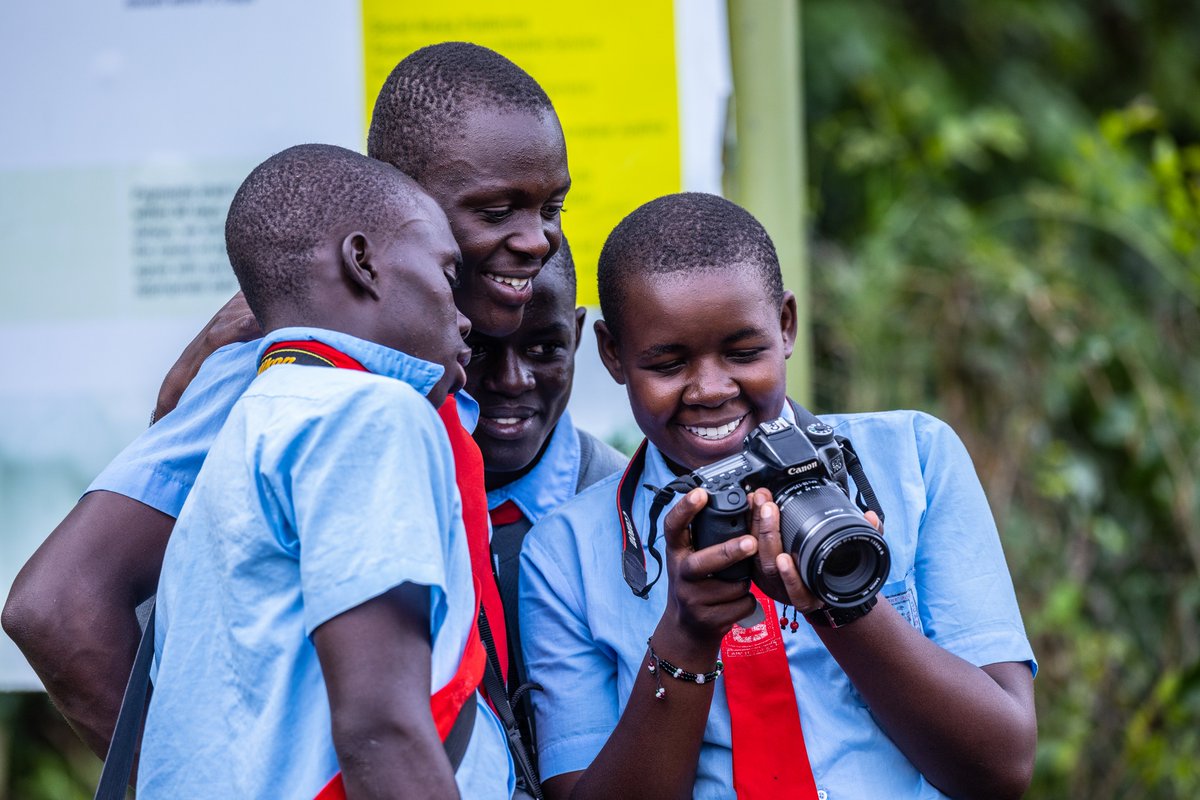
[776,480,890,607]
[814,535,886,599]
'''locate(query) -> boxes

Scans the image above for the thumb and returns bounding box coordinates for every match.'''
[662,488,708,553]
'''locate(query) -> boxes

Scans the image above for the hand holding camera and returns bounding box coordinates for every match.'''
[658,488,761,651]
[687,417,891,611]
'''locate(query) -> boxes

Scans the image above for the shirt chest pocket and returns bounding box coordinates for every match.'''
[839,570,924,710]
[882,569,923,634]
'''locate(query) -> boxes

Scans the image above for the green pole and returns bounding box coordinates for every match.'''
[725,0,809,405]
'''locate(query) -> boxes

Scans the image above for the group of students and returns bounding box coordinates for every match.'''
[2,42,1038,799]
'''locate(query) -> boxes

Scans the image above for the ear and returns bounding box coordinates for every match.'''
[779,290,799,359]
[573,306,587,353]
[340,232,381,301]
[594,319,626,385]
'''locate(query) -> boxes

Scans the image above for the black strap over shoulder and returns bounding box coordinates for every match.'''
[94,601,157,800]
[478,607,544,799]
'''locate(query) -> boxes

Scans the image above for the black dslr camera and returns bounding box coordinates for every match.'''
[690,417,890,608]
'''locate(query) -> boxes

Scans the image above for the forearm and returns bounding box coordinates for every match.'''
[316,584,458,800]
[332,713,459,800]
[23,606,141,758]
[4,554,148,757]
[816,601,1036,799]
[2,491,170,758]
[558,619,720,800]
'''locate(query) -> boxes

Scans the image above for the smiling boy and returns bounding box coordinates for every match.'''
[465,237,626,684]
[3,41,569,760]
[519,193,1038,799]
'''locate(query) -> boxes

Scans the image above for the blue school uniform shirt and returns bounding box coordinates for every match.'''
[519,405,1036,800]
[86,337,479,516]
[137,327,513,799]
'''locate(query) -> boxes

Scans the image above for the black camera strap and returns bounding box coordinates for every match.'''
[835,435,885,524]
[786,398,885,524]
[617,401,887,598]
[94,601,156,800]
[617,440,699,597]
[477,607,544,799]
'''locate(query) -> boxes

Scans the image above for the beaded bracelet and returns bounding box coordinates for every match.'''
[645,637,724,700]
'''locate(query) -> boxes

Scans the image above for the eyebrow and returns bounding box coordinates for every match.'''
[723,326,768,344]
[637,342,686,360]
[636,326,769,360]
[525,322,571,338]
[461,180,572,203]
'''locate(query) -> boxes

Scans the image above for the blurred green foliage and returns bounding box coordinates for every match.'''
[0,693,100,800]
[805,0,1199,796]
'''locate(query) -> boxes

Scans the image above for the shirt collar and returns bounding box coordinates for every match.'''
[486,410,581,524]
[258,327,445,397]
[455,390,480,434]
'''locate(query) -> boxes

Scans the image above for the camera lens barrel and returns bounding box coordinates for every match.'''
[776,480,890,607]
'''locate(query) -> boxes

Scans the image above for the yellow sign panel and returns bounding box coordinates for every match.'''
[361,2,681,306]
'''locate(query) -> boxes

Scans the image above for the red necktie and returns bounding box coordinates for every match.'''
[722,584,819,798]
[489,500,524,527]
[438,397,509,684]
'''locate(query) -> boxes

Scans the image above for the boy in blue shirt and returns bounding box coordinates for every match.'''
[463,237,626,739]
[466,238,625,653]
[519,193,1038,799]
[139,144,512,799]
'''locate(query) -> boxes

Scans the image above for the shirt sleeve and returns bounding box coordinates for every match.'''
[910,413,1037,675]
[86,340,259,517]
[260,376,460,639]
[519,510,622,779]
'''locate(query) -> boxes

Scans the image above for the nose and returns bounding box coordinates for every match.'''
[681,359,738,408]
[486,348,535,397]
[507,210,555,263]
[456,309,471,341]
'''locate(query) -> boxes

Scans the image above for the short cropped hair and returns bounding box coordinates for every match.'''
[368,41,555,183]
[225,143,421,321]
[597,193,784,338]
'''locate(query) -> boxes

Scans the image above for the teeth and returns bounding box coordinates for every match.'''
[486,273,530,290]
[685,417,744,441]
[492,417,520,425]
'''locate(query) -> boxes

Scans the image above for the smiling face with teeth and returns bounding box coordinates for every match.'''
[596,268,798,472]
[465,251,584,490]
[418,107,571,339]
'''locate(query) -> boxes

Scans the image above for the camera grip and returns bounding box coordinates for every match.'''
[691,490,753,581]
